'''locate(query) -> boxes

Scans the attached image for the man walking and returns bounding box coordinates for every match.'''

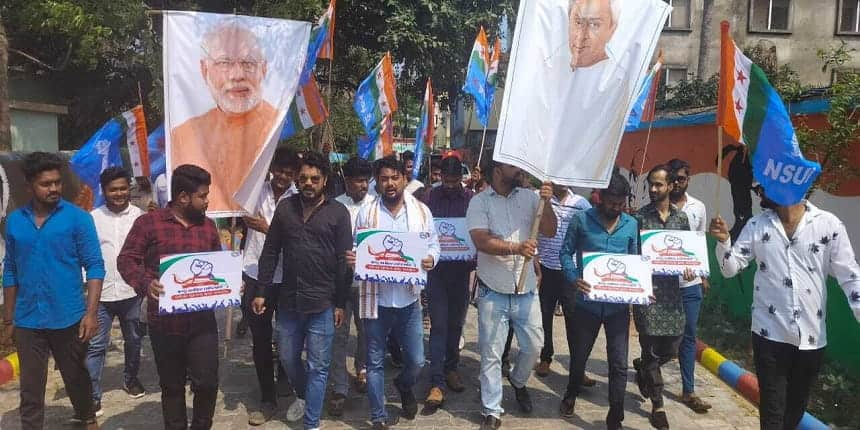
[534,183,592,385]
[240,146,299,425]
[86,167,147,417]
[710,188,860,430]
[467,160,557,430]
[118,164,222,430]
[2,152,104,430]
[558,173,638,430]
[666,158,712,413]
[422,157,474,410]
[329,156,375,416]
[255,152,352,430]
[349,156,440,429]
[632,165,694,430]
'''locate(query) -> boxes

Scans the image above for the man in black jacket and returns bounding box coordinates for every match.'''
[255,151,352,430]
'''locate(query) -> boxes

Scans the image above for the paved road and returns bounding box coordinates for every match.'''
[0,307,759,429]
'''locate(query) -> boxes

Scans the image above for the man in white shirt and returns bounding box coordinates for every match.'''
[710,188,860,430]
[86,167,147,416]
[348,156,440,429]
[467,160,557,430]
[329,157,374,416]
[241,146,299,426]
[666,158,712,413]
[401,151,425,196]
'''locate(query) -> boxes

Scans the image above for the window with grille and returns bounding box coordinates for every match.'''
[838,0,860,34]
[749,0,792,32]
[663,0,692,30]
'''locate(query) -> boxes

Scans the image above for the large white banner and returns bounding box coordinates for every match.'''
[493,0,669,187]
[164,11,310,216]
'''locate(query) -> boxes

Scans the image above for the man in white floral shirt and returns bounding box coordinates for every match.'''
[709,187,860,430]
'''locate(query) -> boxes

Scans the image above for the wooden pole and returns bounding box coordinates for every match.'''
[515,199,545,294]
[224,217,237,342]
[476,126,488,167]
[715,126,723,215]
[636,118,657,207]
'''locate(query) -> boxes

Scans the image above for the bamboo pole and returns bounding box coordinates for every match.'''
[715,126,723,215]
[637,118,657,206]
[515,199,546,294]
[476,126,488,167]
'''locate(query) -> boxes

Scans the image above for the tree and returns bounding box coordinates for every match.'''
[0,15,9,151]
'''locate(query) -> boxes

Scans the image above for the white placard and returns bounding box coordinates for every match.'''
[354,230,432,286]
[640,230,710,277]
[582,252,653,305]
[434,218,477,262]
[158,250,242,314]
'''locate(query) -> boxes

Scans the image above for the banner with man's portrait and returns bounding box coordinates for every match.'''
[493,0,670,187]
[164,11,310,216]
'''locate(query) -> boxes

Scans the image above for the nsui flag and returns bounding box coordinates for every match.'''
[492,0,670,187]
[718,21,821,206]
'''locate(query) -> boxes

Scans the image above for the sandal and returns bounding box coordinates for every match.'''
[682,394,712,413]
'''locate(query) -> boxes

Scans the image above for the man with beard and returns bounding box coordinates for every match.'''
[256,152,351,430]
[2,152,104,430]
[666,158,712,414]
[171,21,280,213]
[632,165,695,430]
[329,156,375,415]
[422,157,474,410]
[240,146,300,425]
[558,172,637,430]
[710,188,860,430]
[348,156,440,429]
[86,167,147,420]
[467,160,557,430]
[118,164,222,429]
[401,151,425,195]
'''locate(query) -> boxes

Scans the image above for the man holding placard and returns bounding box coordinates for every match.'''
[558,172,637,429]
[118,165,223,430]
[421,156,475,410]
[632,164,694,430]
[255,152,351,430]
[348,156,440,429]
[666,158,712,414]
[466,160,557,430]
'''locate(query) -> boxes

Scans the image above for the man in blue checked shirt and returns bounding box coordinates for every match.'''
[2,152,105,430]
[558,172,639,430]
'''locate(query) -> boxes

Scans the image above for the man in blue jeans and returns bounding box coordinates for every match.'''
[255,152,352,430]
[467,160,557,430]
[666,158,712,413]
[558,173,639,430]
[349,156,440,429]
[86,167,147,417]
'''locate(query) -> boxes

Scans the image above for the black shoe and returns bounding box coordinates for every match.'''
[559,396,575,418]
[607,405,624,430]
[633,358,651,399]
[371,415,400,429]
[649,410,669,430]
[480,415,502,430]
[399,388,418,419]
[124,379,146,399]
[509,379,533,414]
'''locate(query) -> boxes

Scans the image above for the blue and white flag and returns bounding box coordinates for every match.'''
[147,124,166,182]
[70,118,124,207]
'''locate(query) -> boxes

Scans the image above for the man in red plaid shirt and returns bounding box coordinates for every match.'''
[118,164,222,430]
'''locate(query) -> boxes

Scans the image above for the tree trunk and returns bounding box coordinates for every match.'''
[697,0,715,78]
[0,16,11,152]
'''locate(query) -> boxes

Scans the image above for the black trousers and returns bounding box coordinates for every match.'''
[241,275,287,403]
[638,334,682,409]
[752,333,825,430]
[16,322,95,430]
[538,265,566,363]
[562,299,629,425]
[427,264,471,387]
[150,313,219,430]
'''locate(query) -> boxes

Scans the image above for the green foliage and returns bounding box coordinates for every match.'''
[656,73,719,111]
[795,43,860,193]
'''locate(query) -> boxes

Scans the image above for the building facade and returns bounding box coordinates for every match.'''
[659,0,860,87]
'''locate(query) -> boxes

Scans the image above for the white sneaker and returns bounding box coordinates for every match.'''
[286,398,306,422]
[459,335,465,351]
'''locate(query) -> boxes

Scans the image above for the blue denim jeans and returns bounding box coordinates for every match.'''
[476,284,543,418]
[364,300,424,423]
[680,284,703,394]
[278,307,335,429]
[85,296,143,401]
